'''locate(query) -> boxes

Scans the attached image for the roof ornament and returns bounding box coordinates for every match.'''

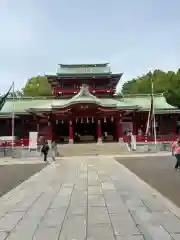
[80,84,90,97]
[71,84,100,101]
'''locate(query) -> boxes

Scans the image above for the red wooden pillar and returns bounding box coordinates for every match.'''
[7,119,12,136]
[37,121,40,139]
[173,116,177,140]
[47,121,52,141]
[118,118,123,141]
[133,121,136,135]
[68,120,73,143]
[97,119,102,143]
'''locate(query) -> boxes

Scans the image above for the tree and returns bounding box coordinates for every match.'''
[165,71,180,107]
[23,76,52,97]
[121,69,180,107]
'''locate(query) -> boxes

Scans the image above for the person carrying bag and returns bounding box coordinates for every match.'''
[41,140,49,162]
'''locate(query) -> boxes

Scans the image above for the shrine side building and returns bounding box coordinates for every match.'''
[0,63,180,145]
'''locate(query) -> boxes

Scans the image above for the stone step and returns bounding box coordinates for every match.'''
[0,142,129,158]
[56,142,128,156]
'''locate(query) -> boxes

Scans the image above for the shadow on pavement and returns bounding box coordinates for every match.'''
[0,163,46,197]
[115,156,180,208]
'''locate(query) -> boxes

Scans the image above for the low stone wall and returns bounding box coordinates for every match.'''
[136,142,171,153]
[0,148,53,158]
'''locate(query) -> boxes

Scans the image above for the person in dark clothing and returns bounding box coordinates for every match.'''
[41,140,49,162]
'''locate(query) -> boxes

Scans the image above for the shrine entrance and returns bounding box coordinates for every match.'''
[52,120,69,143]
[101,117,118,142]
[73,118,97,143]
[122,122,133,134]
[72,117,118,143]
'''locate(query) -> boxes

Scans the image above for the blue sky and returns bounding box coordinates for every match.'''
[0,0,180,93]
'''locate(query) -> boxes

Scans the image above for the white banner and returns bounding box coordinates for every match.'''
[29,132,38,149]
[131,134,136,150]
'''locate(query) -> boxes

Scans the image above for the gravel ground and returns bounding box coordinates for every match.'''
[0,163,46,197]
[115,156,180,208]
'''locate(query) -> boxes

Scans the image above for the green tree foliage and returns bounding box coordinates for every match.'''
[23,76,52,97]
[122,69,180,107]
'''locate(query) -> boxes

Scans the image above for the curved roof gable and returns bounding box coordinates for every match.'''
[51,84,102,108]
[70,84,101,103]
[0,93,179,114]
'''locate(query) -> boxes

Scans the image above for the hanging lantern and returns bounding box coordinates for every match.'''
[87,117,89,123]
[61,120,64,124]
[92,117,94,123]
[104,117,106,123]
[56,120,58,124]
[76,118,78,123]
[111,116,114,122]
[81,118,83,123]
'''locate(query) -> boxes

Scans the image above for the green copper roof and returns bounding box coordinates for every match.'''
[123,94,176,112]
[0,99,54,114]
[59,63,109,68]
[0,93,178,115]
[57,63,111,75]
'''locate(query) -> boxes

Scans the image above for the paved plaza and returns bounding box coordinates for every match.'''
[0,156,180,239]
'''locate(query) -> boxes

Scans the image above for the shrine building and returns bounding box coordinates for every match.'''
[0,63,180,146]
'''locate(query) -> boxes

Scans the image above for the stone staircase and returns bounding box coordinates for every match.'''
[57,142,129,157]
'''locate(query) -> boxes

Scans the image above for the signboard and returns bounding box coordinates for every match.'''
[131,134,136,150]
[29,132,38,149]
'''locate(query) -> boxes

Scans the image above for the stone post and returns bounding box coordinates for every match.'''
[173,117,177,140]
[68,120,73,144]
[118,118,123,141]
[133,121,136,135]
[97,119,102,143]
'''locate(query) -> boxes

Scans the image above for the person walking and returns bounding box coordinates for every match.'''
[41,140,49,162]
[127,131,132,151]
[172,137,179,156]
[174,138,180,170]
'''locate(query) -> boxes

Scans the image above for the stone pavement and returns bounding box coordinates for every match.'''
[0,151,171,165]
[0,158,43,165]
[0,156,179,239]
[114,151,172,158]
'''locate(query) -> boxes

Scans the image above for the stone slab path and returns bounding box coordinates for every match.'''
[0,156,180,239]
